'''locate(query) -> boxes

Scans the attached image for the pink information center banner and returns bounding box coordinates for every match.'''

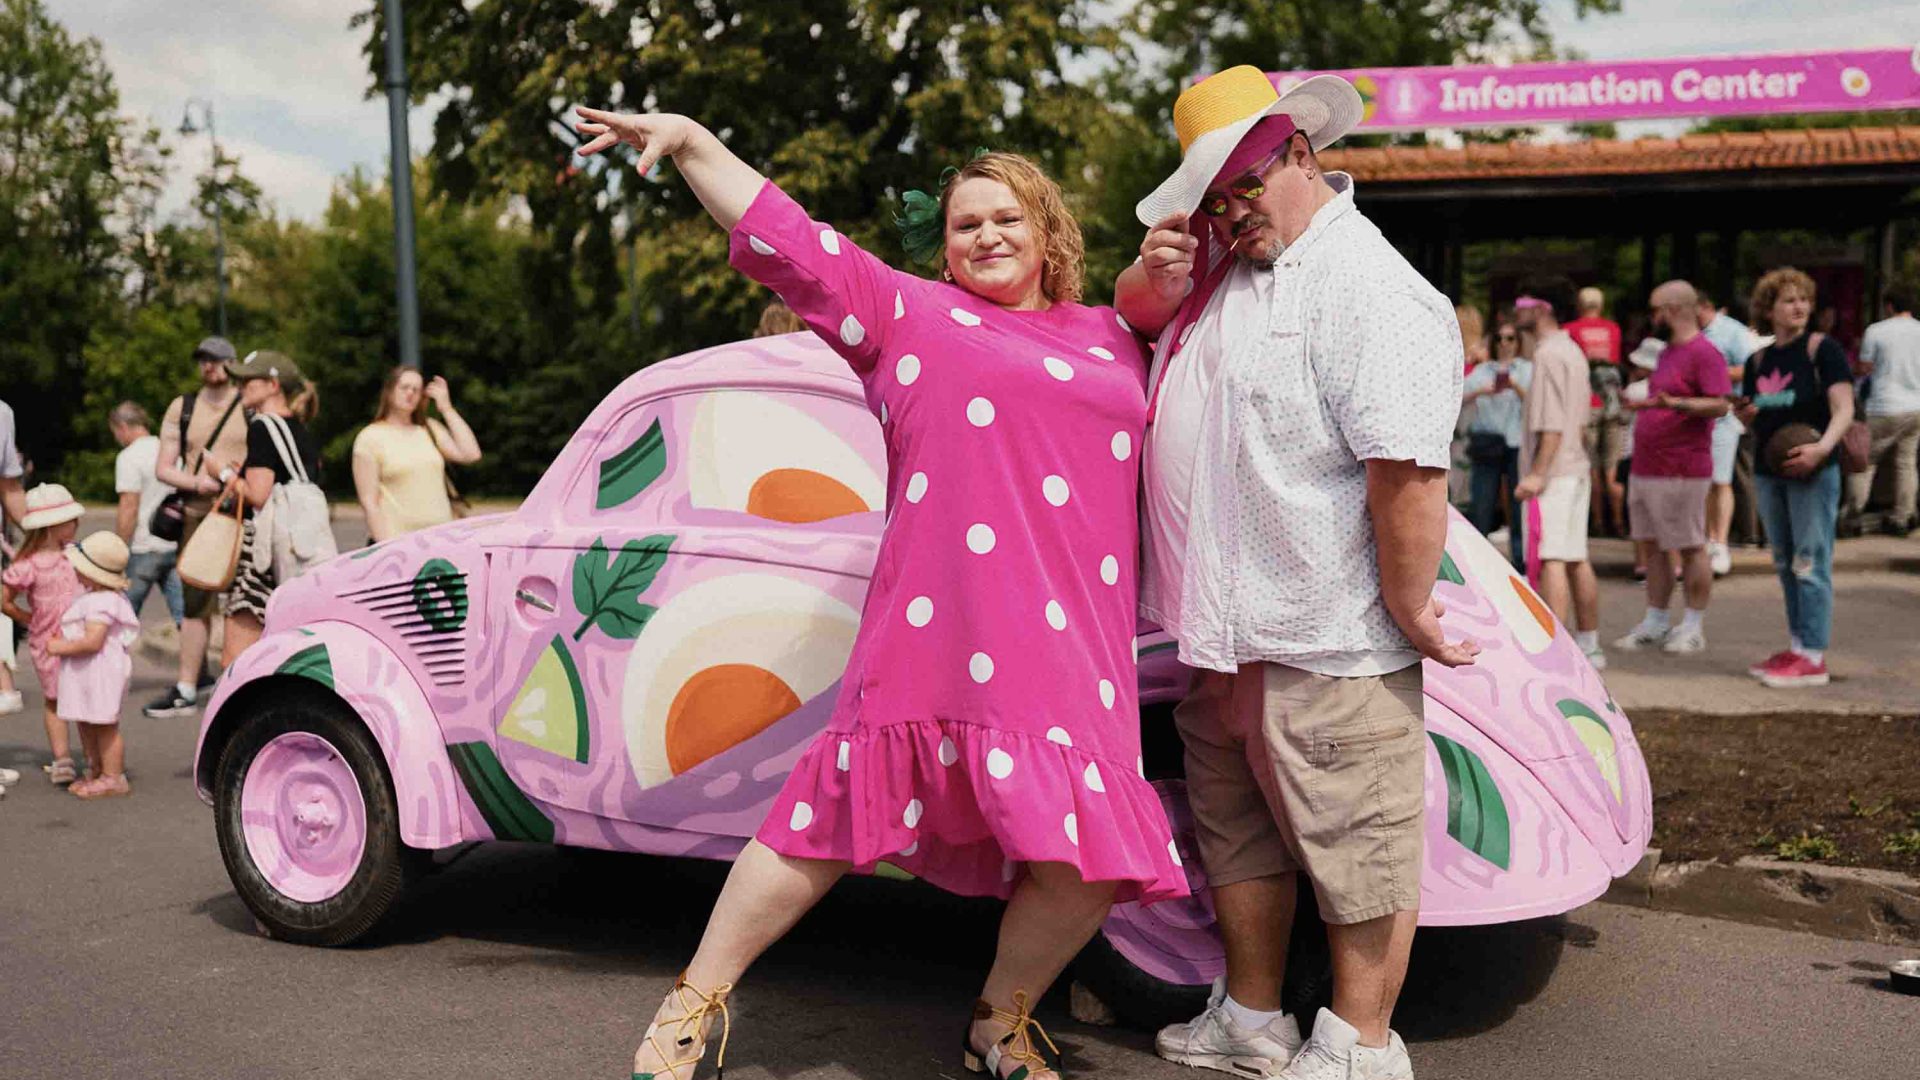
[1275,47,1920,132]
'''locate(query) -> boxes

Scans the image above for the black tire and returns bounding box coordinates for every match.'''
[212,692,420,946]
[1073,885,1333,1031]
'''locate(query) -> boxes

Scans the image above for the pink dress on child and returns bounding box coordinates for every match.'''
[731,182,1186,903]
[55,590,141,723]
[3,550,83,692]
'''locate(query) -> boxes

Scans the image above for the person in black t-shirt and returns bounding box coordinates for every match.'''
[216,350,321,666]
[1735,268,1856,690]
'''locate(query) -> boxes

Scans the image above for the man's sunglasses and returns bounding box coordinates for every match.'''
[1199,149,1284,218]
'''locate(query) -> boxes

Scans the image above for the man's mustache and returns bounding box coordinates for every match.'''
[1232,216,1269,239]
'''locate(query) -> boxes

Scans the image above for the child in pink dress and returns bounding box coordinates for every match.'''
[1,484,86,784]
[52,532,141,799]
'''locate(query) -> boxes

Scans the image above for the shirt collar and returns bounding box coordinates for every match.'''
[1275,172,1357,267]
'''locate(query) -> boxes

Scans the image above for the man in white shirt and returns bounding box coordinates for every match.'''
[110,402,184,625]
[1117,67,1474,1080]
[0,398,28,717]
[1847,285,1920,535]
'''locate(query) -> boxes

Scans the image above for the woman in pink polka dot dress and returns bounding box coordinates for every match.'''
[576,109,1184,1080]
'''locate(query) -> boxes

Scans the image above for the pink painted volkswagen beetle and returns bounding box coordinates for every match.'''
[195,333,1650,1019]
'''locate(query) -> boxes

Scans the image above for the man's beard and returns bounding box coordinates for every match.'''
[1230,216,1280,269]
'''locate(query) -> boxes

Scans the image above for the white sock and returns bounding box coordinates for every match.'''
[1222,993,1285,1031]
[176,681,196,699]
[1574,630,1598,651]
[1790,636,1805,654]
[1642,607,1671,631]
[1680,608,1705,634]
[1798,648,1824,664]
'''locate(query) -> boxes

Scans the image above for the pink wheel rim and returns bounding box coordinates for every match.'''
[241,732,369,904]
[1098,780,1223,986]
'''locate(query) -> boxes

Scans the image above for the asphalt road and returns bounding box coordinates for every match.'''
[2,611,1915,1078]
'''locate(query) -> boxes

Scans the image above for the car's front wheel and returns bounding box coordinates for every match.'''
[213,692,419,946]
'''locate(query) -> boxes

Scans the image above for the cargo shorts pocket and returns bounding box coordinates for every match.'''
[1304,678,1423,831]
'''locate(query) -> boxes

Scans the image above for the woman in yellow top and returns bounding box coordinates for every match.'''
[351,368,483,541]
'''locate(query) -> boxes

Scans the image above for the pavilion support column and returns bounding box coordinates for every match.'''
[1639,231,1658,307]
[1672,229,1699,285]
[1445,217,1465,302]
[1878,217,1898,304]
[1717,229,1739,315]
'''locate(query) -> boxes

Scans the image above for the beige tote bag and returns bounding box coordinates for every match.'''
[179,482,246,592]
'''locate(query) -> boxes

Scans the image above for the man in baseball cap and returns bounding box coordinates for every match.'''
[1115,67,1472,1080]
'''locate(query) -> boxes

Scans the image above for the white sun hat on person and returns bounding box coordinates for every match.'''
[19,483,85,531]
[1135,65,1366,227]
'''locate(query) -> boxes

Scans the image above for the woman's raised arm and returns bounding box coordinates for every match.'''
[574,109,766,231]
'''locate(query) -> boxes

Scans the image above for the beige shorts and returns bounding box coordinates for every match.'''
[1174,663,1426,925]
[1629,476,1710,552]
[1529,473,1591,563]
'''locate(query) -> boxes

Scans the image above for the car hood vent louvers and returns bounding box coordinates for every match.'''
[339,569,469,688]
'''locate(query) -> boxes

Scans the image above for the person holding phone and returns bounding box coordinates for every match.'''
[1462,317,1532,564]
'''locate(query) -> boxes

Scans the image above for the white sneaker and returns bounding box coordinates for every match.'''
[0,766,20,785]
[1613,622,1669,651]
[1709,542,1732,577]
[0,689,22,715]
[1156,978,1304,1077]
[1277,1009,1412,1080]
[1662,626,1708,654]
[1582,645,1608,671]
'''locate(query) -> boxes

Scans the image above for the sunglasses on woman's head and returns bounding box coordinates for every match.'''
[1199,149,1285,217]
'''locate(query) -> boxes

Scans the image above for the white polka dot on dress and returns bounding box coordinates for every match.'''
[969,652,995,683]
[967,523,996,554]
[896,353,921,386]
[1168,839,1182,866]
[1045,600,1067,631]
[1042,475,1069,506]
[1064,813,1079,845]
[790,802,814,830]
[967,397,995,427]
[938,736,958,766]
[1115,312,1131,332]
[904,799,924,828]
[1043,356,1074,381]
[839,314,866,346]
[899,840,919,857]
[1111,431,1131,461]
[835,741,851,771]
[987,748,1014,779]
[1046,726,1073,747]
[1088,345,1115,361]
[1100,555,1119,585]
[748,235,776,256]
[1083,762,1105,793]
[1136,755,1145,777]
[950,307,982,327]
[879,401,888,424]
[893,290,905,319]
[906,596,933,627]
[906,471,929,503]
[1098,679,1115,709]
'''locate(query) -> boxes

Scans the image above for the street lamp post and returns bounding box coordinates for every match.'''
[382,0,422,369]
[178,98,228,338]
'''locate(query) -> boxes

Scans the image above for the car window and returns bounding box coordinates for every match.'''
[568,388,887,527]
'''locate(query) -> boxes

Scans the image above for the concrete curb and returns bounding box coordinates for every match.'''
[1604,847,1920,945]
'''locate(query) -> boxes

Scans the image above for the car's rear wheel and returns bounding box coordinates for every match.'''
[213,693,419,946]
[1074,780,1333,1030]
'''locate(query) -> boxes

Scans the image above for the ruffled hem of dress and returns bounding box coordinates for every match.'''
[756,720,1190,905]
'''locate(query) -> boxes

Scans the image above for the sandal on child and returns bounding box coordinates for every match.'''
[963,991,1063,1080]
[75,774,130,800]
[631,973,733,1079]
[45,758,77,785]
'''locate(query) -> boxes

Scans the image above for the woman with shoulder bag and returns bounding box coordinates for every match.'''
[209,351,326,667]
[1736,268,1857,690]
[351,367,483,542]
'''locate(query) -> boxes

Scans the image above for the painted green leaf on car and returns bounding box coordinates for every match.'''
[1437,550,1465,586]
[596,418,667,510]
[447,741,555,844]
[276,644,334,690]
[411,558,468,633]
[571,535,671,641]
[1428,732,1511,870]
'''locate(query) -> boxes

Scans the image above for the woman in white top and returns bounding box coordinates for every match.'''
[351,368,482,542]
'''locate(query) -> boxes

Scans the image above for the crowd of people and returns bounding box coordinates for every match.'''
[0,339,484,798]
[1454,274,1919,689]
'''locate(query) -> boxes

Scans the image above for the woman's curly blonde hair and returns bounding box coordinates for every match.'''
[1750,266,1816,331]
[936,151,1085,304]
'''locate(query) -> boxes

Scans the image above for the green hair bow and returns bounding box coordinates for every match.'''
[894,148,990,265]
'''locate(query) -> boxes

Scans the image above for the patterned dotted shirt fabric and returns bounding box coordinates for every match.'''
[1140,174,1462,674]
[727,182,1187,903]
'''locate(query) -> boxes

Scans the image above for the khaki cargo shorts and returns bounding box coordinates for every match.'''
[1174,662,1425,925]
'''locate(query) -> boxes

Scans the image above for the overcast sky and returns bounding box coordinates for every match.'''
[42,0,1920,222]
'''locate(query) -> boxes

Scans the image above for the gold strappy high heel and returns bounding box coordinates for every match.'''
[962,991,1062,1080]
[632,973,733,1080]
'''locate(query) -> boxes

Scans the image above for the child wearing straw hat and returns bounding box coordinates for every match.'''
[47,531,141,799]
[2,484,87,784]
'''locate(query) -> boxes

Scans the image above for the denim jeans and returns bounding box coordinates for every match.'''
[125,548,184,625]
[1754,463,1840,650]
[1468,447,1524,566]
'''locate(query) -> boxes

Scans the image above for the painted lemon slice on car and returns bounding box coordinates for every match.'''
[1557,698,1622,801]
[625,573,860,788]
[499,635,590,763]
[1449,527,1555,653]
[687,391,884,523]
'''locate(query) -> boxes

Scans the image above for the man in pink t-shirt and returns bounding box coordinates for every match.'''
[1617,280,1732,655]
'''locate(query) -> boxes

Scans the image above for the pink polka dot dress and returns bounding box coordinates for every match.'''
[731,183,1186,904]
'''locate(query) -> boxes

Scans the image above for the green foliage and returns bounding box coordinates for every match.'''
[1774,833,1839,863]
[1883,830,1920,861]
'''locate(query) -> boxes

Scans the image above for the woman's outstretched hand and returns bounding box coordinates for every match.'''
[574,108,703,177]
